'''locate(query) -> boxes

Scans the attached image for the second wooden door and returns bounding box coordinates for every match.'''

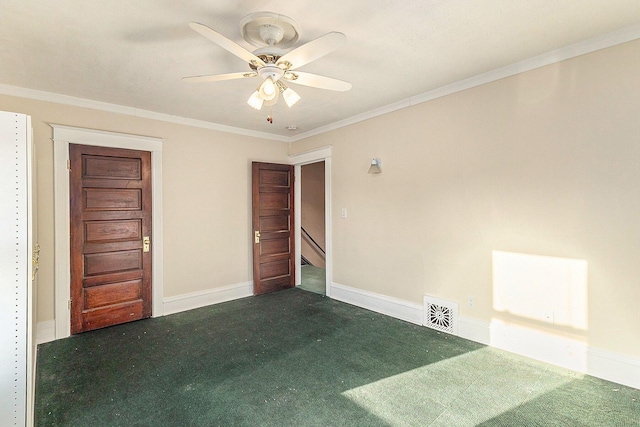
[252,162,295,295]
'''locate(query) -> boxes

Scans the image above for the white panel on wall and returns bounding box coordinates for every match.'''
[0,111,31,426]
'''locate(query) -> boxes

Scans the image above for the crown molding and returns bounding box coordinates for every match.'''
[1,23,639,144]
[290,23,640,142]
[0,84,290,143]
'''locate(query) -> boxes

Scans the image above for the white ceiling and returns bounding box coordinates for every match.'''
[1,1,640,140]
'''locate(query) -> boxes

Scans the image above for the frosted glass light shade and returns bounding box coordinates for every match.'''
[282,87,300,107]
[247,91,263,110]
[259,78,277,101]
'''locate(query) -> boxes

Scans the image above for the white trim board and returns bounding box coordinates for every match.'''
[328,282,640,390]
[163,282,253,316]
[42,281,253,342]
[36,320,55,345]
[52,125,164,340]
[330,282,424,325]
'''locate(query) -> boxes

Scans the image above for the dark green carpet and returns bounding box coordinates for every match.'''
[298,265,326,295]
[36,289,639,426]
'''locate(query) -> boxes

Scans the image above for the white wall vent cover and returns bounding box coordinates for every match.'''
[423,296,459,336]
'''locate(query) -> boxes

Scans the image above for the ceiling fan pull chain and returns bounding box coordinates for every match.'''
[267,106,273,124]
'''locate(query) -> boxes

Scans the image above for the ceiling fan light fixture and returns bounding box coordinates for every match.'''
[259,77,278,101]
[282,87,301,107]
[262,88,280,107]
[247,91,263,110]
[275,80,300,108]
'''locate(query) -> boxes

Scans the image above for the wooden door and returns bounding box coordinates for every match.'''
[252,162,295,295]
[69,144,152,334]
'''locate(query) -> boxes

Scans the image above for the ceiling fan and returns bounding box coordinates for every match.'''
[183,12,352,121]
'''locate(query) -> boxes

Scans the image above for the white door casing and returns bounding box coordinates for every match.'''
[52,125,164,339]
[289,146,332,297]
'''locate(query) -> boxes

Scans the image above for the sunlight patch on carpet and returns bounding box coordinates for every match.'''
[342,347,576,426]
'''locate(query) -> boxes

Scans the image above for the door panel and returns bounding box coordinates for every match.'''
[260,192,289,209]
[260,215,289,231]
[84,188,142,210]
[85,219,142,242]
[83,250,142,275]
[82,302,144,330]
[261,259,290,279]
[70,144,152,334]
[83,155,141,179]
[260,239,290,256]
[252,162,295,295]
[83,280,142,309]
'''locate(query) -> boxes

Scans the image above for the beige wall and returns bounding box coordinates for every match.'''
[0,95,289,323]
[291,39,640,358]
[3,37,639,362]
[301,161,326,267]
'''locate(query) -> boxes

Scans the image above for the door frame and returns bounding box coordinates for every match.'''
[52,125,164,339]
[289,146,332,297]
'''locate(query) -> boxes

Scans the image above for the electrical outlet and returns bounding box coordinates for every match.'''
[341,207,347,218]
[468,296,474,307]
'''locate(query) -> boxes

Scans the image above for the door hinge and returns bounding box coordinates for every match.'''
[68,299,72,310]
[67,159,71,171]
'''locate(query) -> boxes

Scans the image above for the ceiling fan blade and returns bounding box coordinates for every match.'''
[283,71,351,91]
[182,72,256,83]
[276,32,345,69]
[189,22,265,67]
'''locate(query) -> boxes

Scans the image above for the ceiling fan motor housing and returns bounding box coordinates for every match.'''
[258,65,284,81]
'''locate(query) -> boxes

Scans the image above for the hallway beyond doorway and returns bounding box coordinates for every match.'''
[299,265,326,295]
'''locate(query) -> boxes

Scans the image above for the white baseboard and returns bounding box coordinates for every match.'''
[36,320,55,344]
[588,346,640,390]
[162,281,253,316]
[329,282,640,390]
[458,315,491,345]
[37,283,254,343]
[330,282,424,325]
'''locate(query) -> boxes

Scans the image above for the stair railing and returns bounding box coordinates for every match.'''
[301,226,325,265]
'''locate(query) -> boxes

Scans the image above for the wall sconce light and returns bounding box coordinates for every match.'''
[368,158,382,174]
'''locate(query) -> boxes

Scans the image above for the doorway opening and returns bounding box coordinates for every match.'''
[290,146,331,297]
[299,161,326,295]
